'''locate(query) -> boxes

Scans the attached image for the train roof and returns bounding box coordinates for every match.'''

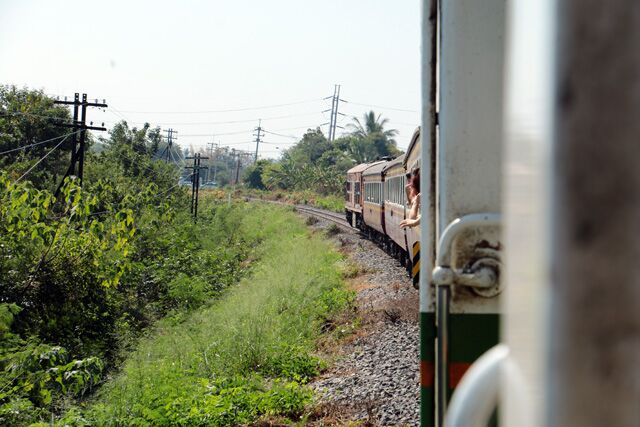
[363,160,390,176]
[402,127,421,168]
[382,154,406,173]
[347,160,385,174]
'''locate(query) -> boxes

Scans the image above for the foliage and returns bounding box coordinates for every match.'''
[239,188,345,213]
[0,113,255,424]
[242,159,272,190]
[0,89,357,426]
[242,113,402,197]
[0,86,73,190]
[54,203,353,426]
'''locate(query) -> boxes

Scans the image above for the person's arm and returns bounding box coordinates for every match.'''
[406,193,420,219]
[400,194,421,228]
[400,214,420,228]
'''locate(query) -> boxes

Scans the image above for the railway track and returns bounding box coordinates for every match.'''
[246,197,353,231]
[294,204,354,231]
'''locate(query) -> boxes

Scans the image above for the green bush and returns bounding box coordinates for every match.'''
[55,204,352,426]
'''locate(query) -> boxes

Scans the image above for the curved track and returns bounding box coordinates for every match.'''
[294,204,353,231]
[247,197,354,231]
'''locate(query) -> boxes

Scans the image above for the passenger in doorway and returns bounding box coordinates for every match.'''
[400,167,420,229]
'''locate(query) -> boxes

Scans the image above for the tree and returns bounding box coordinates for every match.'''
[0,86,72,189]
[104,121,162,156]
[347,110,398,140]
[281,128,331,166]
[242,159,272,190]
[347,110,402,158]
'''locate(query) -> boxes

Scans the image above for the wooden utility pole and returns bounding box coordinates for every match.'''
[185,153,208,220]
[54,93,107,195]
[160,128,177,162]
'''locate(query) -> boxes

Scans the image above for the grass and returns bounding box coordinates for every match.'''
[239,188,346,213]
[55,202,355,426]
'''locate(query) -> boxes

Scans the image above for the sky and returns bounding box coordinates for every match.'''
[0,0,421,158]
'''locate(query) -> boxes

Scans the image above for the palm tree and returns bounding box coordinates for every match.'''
[347,111,401,158]
[347,111,398,143]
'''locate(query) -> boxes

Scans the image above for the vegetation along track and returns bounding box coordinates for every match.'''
[247,197,353,231]
[294,204,353,231]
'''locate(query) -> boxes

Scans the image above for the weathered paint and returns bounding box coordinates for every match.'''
[362,202,384,234]
[436,0,505,424]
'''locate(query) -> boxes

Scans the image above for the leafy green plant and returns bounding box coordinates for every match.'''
[53,204,352,426]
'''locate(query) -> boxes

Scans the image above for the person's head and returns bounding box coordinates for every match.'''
[409,167,420,193]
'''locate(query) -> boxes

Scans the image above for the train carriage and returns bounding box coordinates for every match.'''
[382,154,408,261]
[345,161,385,228]
[403,129,422,288]
[362,160,389,240]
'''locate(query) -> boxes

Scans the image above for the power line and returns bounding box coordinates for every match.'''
[101,111,323,127]
[16,135,70,182]
[89,172,195,217]
[171,129,253,137]
[114,98,323,114]
[112,147,180,178]
[53,93,108,193]
[342,100,418,113]
[269,124,321,132]
[0,110,68,121]
[160,128,177,162]
[262,129,298,139]
[0,129,82,156]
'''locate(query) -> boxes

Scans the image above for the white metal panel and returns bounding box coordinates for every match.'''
[438,0,506,313]
[501,0,555,425]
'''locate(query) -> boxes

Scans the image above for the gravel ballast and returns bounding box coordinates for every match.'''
[304,214,420,426]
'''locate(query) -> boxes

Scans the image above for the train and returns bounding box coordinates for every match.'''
[345,1,504,425]
[344,0,636,425]
[345,129,422,288]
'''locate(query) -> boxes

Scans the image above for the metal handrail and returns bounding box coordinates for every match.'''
[443,344,508,427]
[436,213,502,267]
[433,213,502,426]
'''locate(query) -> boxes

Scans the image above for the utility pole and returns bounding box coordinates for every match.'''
[234,150,241,184]
[206,140,215,182]
[212,143,219,184]
[185,153,208,220]
[322,84,346,141]
[54,93,107,194]
[253,119,263,164]
[160,128,177,162]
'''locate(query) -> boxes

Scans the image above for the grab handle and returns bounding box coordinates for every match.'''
[444,344,508,427]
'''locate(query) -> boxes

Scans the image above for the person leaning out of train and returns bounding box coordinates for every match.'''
[400,167,420,229]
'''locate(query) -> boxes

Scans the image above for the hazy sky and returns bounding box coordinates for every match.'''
[0,0,421,157]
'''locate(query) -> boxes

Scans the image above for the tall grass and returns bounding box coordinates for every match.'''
[55,202,353,426]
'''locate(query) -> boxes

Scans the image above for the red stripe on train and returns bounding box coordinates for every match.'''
[449,362,472,388]
[420,361,435,387]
